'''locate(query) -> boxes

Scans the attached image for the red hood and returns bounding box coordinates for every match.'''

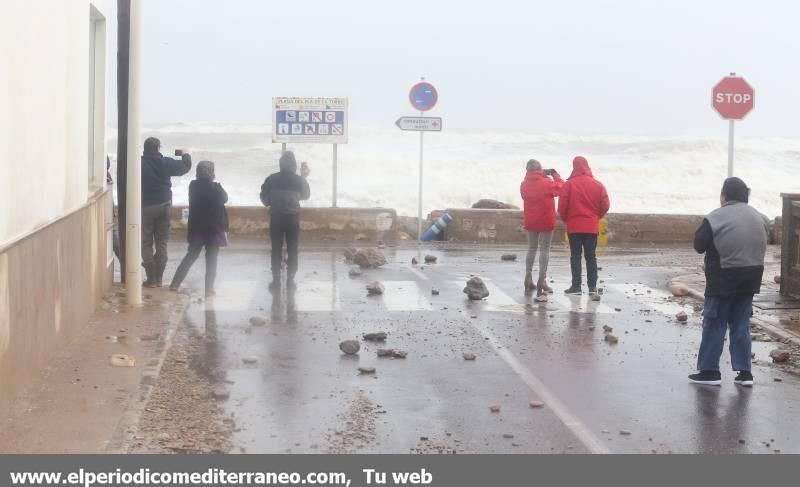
[569,156,593,179]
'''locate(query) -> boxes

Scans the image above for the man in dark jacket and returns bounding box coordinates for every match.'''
[689,177,770,387]
[260,151,310,289]
[557,156,610,295]
[141,137,192,287]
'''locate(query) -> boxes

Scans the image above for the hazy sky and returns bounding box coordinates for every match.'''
[108,0,800,136]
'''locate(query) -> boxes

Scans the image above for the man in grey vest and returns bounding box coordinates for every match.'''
[689,177,770,387]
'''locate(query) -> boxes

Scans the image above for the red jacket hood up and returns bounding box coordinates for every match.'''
[557,156,610,234]
[569,156,593,179]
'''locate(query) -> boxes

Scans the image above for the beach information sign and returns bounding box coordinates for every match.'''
[272,97,349,144]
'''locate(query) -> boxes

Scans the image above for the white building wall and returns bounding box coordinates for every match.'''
[0,0,107,247]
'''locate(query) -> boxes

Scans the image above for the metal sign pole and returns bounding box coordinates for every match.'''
[333,143,338,207]
[417,110,424,242]
[281,142,287,155]
[727,120,735,178]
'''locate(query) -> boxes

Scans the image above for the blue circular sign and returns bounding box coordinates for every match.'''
[409,82,438,112]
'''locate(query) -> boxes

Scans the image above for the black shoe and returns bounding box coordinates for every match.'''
[564,286,582,295]
[734,371,754,387]
[688,370,721,386]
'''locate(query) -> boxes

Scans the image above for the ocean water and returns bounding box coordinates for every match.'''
[108,123,800,218]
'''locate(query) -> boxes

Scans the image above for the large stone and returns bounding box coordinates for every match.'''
[770,349,791,363]
[501,254,517,261]
[339,340,361,355]
[463,277,490,300]
[424,255,438,264]
[676,311,688,322]
[472,199,519,210]
[669,282,690,297]
[343,247,358,262]
[366,282,385,296]
[363,332,388,342]
[353,248,387,268]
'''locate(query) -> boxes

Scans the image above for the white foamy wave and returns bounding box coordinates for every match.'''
[107,125,800,218]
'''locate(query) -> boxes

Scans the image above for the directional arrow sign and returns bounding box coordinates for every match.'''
[395,116,443,132]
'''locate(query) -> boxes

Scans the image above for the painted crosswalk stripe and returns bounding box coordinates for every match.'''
[294,281,341,311]
[380,281,433,311]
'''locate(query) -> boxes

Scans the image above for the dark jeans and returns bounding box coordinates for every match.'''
[270,213,300,279]
[568,233,598,289]
[142,201,171,283]
[697,295,753,372]
[170,242,220,293]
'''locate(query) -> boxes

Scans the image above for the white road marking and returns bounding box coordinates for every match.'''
[469,319,611,454]
[606,283,689,316]
[381,281,432,311]
[294,281,340,311]
[407,266,431,281]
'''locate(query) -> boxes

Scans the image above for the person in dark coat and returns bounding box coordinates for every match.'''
[260,151,310,290]
[169,161,228,297]
[141,137,192,287]
[688,177,770,387]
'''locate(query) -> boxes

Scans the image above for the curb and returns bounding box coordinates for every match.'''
[680,284,800,348]
[105,292,190,453]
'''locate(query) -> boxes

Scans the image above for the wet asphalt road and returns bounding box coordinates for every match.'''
[174,241,800,454]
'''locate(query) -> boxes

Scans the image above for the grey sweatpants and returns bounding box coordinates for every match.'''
[526,230,553,282]
[142,201,172,282]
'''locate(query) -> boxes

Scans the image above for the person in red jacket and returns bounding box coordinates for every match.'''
[557,156,610,294]
[520,159,563,296]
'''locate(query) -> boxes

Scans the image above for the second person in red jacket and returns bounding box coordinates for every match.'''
[520,159,563,296]
[557,156,610,295]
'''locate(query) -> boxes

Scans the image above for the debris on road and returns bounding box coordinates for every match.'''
[770,349,791,363]
[503,433,515,439]
[249,316,267,327]
[377,349,407,359]
[669,282,690,297]
[366,281,385,296]
[604,334,619,344]
[590,293,601,301]
[411,257,419,265]
[464,277,490,300]
[348,267,362,277]
[774,275,782,284]
[602,325,613,333]
[463,352,477,361]
[343,248,358,262]
[431,288,440,295]
[392,350,408,359]
[529,401,545,408]
[489,405,501,413]
[339,340,361,355]
[110,354,135,367]
[358,367,376,375]
[211,387,230,400]
[241,356,258,365]
[353,248,387,268]
[620,430,632,436]
[363,332,388,342]
[424,255,438,264]
[676,311,688,322]
[501,254,517,262]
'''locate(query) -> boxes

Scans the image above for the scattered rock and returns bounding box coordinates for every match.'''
[774,275,782,284]
[431,288,440,296]
[503,434,515,439]
[472,199,518,210]
[110,354,135,367]
[392,350,408,359]
[602,325,613,333]
[358,367,376,375]
[211,388,230,400]
[604,334,619,344]
[774,378,783,382]
[501,254,517,262]
[376,349,394,357]
[529,401,545,408]
[590,293,601,301]
[249,316,267,327]
[411,257,419,265]
[463,352,477,361]
[770,349,791,363]
[241,356,258,365]
[463,277,490,300]
[424,254,437,264]
[489,405,501,413]
[339,340,361,355]
[344,247,358,262]
[354,233,369,241]
[348,267,362,277]
[676,311,688,322]
[614,307,622,312]
[620,430,632,436]
[366,281,385,296]
[669,282,690,297]
[353,248,387,268]
[363,332,388,342]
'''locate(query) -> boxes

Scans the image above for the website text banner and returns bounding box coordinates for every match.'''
[0,455,782,487]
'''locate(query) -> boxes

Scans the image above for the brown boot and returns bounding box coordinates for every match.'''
[524,272,536,295]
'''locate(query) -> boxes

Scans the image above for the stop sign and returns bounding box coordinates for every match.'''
[712,76,755,120]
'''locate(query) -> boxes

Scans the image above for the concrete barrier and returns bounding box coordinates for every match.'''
[171,206,401,241]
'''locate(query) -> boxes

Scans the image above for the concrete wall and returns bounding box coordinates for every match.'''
[0,0,108,246]
[0,192,113,415]
[170,206,401,241]
[440,209,709,245]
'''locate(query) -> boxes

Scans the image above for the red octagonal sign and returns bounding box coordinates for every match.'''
[712,76,755,120]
